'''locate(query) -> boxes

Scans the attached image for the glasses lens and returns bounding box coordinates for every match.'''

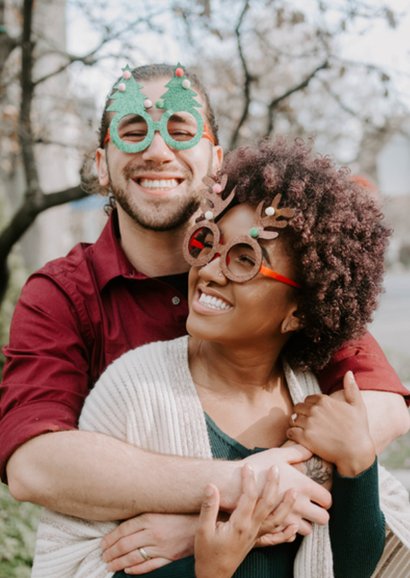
[117,114,149,144]
[166,112,199,143]
[226,242,259,281]
[188,227,215,261]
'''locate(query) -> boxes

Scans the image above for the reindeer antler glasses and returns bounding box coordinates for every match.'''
[183,176,301,288]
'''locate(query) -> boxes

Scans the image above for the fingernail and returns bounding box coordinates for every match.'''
[347,370,355,384]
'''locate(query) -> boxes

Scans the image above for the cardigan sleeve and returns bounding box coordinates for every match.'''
[329,458,385,578]
[79,355,131,439]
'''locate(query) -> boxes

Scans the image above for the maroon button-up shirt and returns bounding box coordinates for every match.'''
[0,213,408,482]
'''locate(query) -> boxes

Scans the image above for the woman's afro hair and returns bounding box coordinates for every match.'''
[222,137,391,371]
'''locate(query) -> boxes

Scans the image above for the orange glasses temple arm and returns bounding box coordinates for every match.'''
[103,128,111,146]
[259,265,301,289]
[202,124,217,145]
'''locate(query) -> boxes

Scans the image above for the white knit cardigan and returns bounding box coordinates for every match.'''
[32,336,410,578]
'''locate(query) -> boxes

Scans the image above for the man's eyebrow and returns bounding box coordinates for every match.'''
[118,114,145,126]
[169,113,197,124]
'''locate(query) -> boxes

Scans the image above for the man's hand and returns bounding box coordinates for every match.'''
[242,444,331,533]
[101,513,197,574]
[287,371,376,477]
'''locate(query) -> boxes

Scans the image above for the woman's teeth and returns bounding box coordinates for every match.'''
[199,293,231,311]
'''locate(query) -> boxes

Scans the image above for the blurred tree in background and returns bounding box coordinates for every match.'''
[0,0,409,574]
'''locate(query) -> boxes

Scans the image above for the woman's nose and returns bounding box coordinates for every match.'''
[198,254,228,284]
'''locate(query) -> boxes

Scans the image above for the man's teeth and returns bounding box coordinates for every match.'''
[139,179,179,189]
[199,293,231,311]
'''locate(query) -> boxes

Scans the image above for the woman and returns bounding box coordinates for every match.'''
[32,138,410,577]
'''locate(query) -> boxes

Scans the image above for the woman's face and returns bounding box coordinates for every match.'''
[187,203,301,346]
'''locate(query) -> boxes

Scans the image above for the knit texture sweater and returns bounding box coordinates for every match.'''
[32,336,410,577]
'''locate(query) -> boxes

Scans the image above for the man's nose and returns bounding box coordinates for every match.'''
[141,131,175,163]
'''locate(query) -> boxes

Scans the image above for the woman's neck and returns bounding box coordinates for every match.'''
[188,337,284,400]
[188,337,292,448]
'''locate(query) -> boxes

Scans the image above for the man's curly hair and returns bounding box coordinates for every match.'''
[222,137,391,372]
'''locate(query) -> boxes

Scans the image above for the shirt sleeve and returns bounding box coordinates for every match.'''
[0,275,91,482]
[317,332,410,405]
[329,459,385,578]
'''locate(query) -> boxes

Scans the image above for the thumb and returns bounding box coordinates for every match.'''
[280,443,313,464]
[198,484,220,532]
[343,371,362,405]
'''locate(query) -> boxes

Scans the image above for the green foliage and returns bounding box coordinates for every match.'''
[381,432,410,469]
[0,484,39,577]
[0,199,27,378]
[399,243,410,268]
[0,246,27,378]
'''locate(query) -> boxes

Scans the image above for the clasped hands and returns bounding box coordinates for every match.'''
[101,445,330,575]
[102,372,373,575]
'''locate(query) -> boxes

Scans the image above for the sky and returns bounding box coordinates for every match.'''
[65,0,410,195]
[66,0,410,108]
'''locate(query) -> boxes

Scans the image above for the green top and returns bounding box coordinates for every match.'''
[114,414,385,578]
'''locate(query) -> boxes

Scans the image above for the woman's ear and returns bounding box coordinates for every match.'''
[95,148,109,186]
[281,307,303,334]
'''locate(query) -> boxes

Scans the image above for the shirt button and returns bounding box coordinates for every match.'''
[171,296,181,305]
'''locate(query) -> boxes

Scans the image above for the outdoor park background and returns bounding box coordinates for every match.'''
[1,0,410,576]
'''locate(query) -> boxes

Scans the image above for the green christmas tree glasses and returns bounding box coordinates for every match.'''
[105,64,215,153]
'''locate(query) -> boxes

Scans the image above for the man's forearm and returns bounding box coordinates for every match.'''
[7,431,331,524]
[7,431,239,520]
[330,390,410,453]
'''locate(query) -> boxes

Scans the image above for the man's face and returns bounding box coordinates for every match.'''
[96,77,222,232]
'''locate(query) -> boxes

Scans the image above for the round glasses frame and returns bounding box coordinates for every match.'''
[106,109,215,153]
[183,223,301,288]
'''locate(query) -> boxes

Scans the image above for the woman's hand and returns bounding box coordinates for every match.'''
[101,512,197,574]
[287,371,376,477]
[194,464,290,578]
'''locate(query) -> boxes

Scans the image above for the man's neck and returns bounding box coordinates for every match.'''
[117,209,190,277]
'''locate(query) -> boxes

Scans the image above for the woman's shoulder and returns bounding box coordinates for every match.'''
[112,334,187,369]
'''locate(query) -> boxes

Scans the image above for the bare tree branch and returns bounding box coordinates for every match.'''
[34,10,165,86]
[19,0,42,202]
[0,184,87,304]
[0,184,86,264]
[228,0,252,150]
[265,59,329,136]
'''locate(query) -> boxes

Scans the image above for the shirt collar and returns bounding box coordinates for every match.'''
[91,210,148,290]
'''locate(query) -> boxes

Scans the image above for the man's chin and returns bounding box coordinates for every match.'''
[127,207,198,232]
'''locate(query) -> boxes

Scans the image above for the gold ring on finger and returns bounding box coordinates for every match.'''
[138,547,151,561]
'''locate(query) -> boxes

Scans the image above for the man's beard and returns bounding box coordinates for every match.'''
[108,166,200,232]
[111,182,199,231]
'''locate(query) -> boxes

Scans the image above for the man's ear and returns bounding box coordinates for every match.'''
[212,145,223,172]
[281,307,303,334]
[95,148,109,187]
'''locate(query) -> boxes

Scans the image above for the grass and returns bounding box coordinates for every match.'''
[0,484,40,578]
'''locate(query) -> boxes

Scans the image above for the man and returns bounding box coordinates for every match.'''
[1,63,409,558]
